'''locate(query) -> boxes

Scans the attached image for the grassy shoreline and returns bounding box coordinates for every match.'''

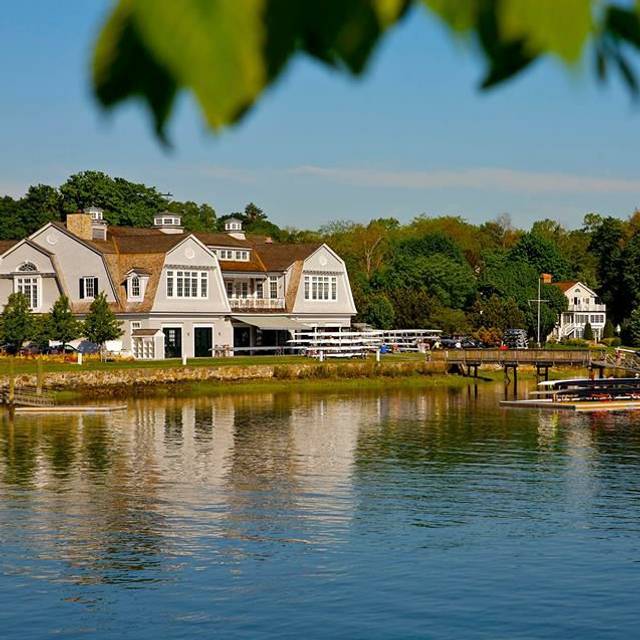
[52,372,481,402]
[49,365,592,403]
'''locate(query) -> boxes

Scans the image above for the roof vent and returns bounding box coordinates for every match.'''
[224,217,245,240]
[153,212,184,234]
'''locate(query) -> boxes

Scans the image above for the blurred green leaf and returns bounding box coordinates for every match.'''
[93,0,177,141]
[499,0,591,62]
[92,0,640,141]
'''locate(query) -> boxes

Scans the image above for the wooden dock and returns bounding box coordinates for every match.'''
[14,404,128,414]
[500,399,640,412]
[1,386,127,414]
[431,348,593,367]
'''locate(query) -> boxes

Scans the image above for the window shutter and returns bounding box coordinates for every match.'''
[93,277,99,296]
[79,278,84,299]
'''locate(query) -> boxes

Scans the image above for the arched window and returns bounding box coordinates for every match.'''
[15,263,40,309]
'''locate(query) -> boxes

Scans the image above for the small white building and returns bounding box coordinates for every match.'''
[552,280,606,341]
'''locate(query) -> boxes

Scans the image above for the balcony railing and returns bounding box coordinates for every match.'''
[229,297,285,310]
[567,303,606,312]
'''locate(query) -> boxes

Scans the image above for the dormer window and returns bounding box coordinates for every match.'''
[126,270,149,301]
[214,248,250,261]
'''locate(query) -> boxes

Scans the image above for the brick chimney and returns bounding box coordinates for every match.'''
[66,213,93,241]
[540,273,552,284]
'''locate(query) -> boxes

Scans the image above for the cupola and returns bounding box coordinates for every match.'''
[153,212,184,234]
[84,206,108,241]
[224,217,245,240]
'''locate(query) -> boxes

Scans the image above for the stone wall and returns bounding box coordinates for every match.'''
[0,360,446,393]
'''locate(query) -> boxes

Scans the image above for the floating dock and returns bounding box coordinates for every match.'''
[14,404,128,414]
[500,399,640,412]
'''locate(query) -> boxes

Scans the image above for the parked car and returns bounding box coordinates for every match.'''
[503,328,529,349]
[44,344,79,355]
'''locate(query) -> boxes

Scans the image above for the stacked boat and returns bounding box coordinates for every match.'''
[501,377,640,411]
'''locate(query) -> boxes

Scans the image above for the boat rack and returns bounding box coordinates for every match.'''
[501,377,640,411]
[288,329,441,359]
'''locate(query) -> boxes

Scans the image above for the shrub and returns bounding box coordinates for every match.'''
[560,338,589,348]
[603,319,615,339]
[583,322,594,341]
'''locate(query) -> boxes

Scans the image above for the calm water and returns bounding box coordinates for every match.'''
[1,383,640,639]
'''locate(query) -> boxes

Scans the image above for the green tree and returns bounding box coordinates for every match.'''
[377,253,476,309]
[83,292,123,356]
[31,314,52,353]
[244,202,266,223]
[588,216,626,322]
[0,196,23,240]
[60,170,168,226]
[621,230,640,318]
[360,293,395,329]
[583,321,594,341]
[2,293,34,353]
[603,319,615,338]
[508,232,572,280]
[47,295,81,350]
[92,2,640,140]
[470,295,526,332]
[627,307,640,347]
[19,185,62,234]
[167,200,216,232]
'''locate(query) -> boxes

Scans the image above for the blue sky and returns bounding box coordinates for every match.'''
[2,1,640,229]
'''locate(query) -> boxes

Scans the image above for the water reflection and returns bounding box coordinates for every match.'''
[2,383,640,638]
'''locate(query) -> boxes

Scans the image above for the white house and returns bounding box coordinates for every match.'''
[0,212,357,359]
[552,280,607,341]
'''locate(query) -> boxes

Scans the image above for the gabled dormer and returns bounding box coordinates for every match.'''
[125,267,151,302]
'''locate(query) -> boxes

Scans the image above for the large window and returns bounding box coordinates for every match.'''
[80,276,98,299]
[166,270,208,299]
[304,275,337,301]
[16,276,39,309]
[15,263,40,309]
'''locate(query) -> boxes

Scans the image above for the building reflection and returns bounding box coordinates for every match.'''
[4,384,639,591]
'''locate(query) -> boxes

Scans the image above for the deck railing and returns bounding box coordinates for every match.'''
[229,298,285,310]
[430,349,594,366]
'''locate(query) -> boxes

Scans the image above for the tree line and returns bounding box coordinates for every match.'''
[4,171,640,345]
[0,170,284,239]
